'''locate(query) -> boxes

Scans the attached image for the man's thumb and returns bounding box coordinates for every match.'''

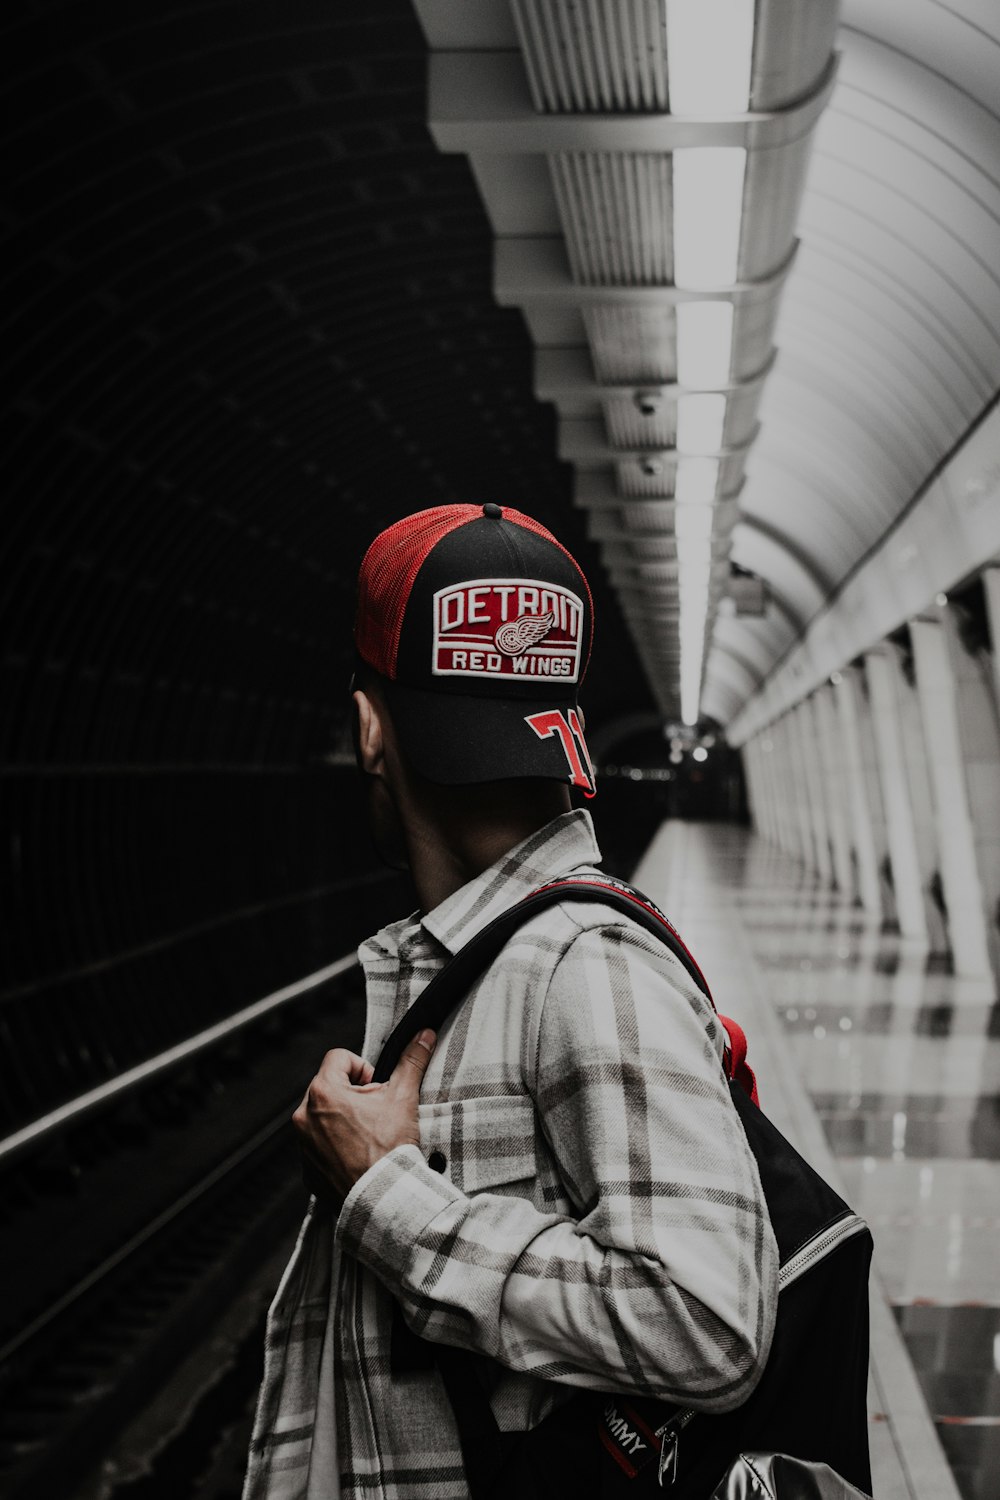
[395,1028,436,1089]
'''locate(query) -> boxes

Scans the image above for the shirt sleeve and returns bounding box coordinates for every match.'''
[335,919,778,1412]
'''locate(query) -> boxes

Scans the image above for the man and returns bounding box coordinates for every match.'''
[244,503,777,1500]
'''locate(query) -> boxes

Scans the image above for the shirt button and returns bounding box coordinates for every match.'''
[428,1150,447,1173]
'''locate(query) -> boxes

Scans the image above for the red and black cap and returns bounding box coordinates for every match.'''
[355,503,596,794]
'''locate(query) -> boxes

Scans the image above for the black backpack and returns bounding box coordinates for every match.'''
[373,876,873,1499]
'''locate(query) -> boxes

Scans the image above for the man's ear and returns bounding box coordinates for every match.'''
[352,689,386,777]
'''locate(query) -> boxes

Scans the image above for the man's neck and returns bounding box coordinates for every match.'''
[405,797,572,915]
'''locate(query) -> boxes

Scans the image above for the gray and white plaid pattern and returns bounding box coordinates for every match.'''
[243,811,777,1500]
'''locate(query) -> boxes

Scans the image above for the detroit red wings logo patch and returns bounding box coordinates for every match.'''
[432,579,583,682]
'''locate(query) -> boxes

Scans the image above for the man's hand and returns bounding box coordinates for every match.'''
[292,1029,436,1201]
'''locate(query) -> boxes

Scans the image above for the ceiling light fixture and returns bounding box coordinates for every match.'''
[673,147,747,289]
[677,534,713,725]
[676,301,734,389]
[677,392,727,454]
[674,456,720,504]
[680,600,710,729]
[674,505,715,542]
[665,0,755,116]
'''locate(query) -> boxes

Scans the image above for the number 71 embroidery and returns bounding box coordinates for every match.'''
[525,709,596,798]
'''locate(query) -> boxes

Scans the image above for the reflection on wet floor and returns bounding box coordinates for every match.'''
[893,1306,1000,1500]
[736,839,1000,1500]
[813,1093,1000,1160]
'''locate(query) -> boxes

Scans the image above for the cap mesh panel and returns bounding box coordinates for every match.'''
[355,506,478,678]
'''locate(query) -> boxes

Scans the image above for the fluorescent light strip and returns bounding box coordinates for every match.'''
[674,505,715,541]
[665,0,755,117]
[670,13,746,776]
[680,636,706,724]
[679,590,708,722]
[677,547,713,578]
[680,667,703,726]
[675,457,720,504]
[673,147,747,290]
[677,393,727,454]
[659,0,755,724]
[676,302,733,389]
[677,519,715,725]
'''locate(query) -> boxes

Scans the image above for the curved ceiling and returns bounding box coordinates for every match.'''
[409,0,1000,732]
[705,0,1000,723]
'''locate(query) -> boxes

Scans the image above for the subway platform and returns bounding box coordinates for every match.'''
[5,815,997,1499]
[632,820,999,1500]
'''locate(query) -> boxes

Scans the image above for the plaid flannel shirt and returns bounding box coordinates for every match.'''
[244,810,777,1500]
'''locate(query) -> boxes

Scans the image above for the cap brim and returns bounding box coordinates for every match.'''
[383,680,587,787]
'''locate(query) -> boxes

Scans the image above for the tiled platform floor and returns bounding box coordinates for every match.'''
[630,821,998,1500]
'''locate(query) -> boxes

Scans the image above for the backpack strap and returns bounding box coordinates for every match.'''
[373,875,758,1105]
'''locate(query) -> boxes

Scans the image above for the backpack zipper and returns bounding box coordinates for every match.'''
[655,1409,695,1486]
[778,1213,869,1291]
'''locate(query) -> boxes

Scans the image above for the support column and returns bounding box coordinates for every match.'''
[773,723,797,864]
[757,726,776,846]
[741,739,757,830]
[746,737,767,841]
[741,738,761,836]
[910,616,992,978]
[857,665,898,926]
[982,567,1000,713]
[759,730,784,847]
[833,668,883,918]
[969,573,1000,983]
[864,648,929,943]
[895,638,951,954]
[813,684,855,897]
[783,709,816,869]
[794,698,833,882]
[766,722,791,856]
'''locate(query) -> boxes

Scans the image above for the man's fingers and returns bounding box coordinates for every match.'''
[292,1088,310,1132]
[314,1048,371,1088]
[335,1049,373,1085]
[293,1049,376,1127]
[390,1029,436,1093]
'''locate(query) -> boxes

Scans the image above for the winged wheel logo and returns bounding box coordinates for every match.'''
[494,611,555,656]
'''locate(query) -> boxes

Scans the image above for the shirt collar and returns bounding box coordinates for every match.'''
[420,807,602,956]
